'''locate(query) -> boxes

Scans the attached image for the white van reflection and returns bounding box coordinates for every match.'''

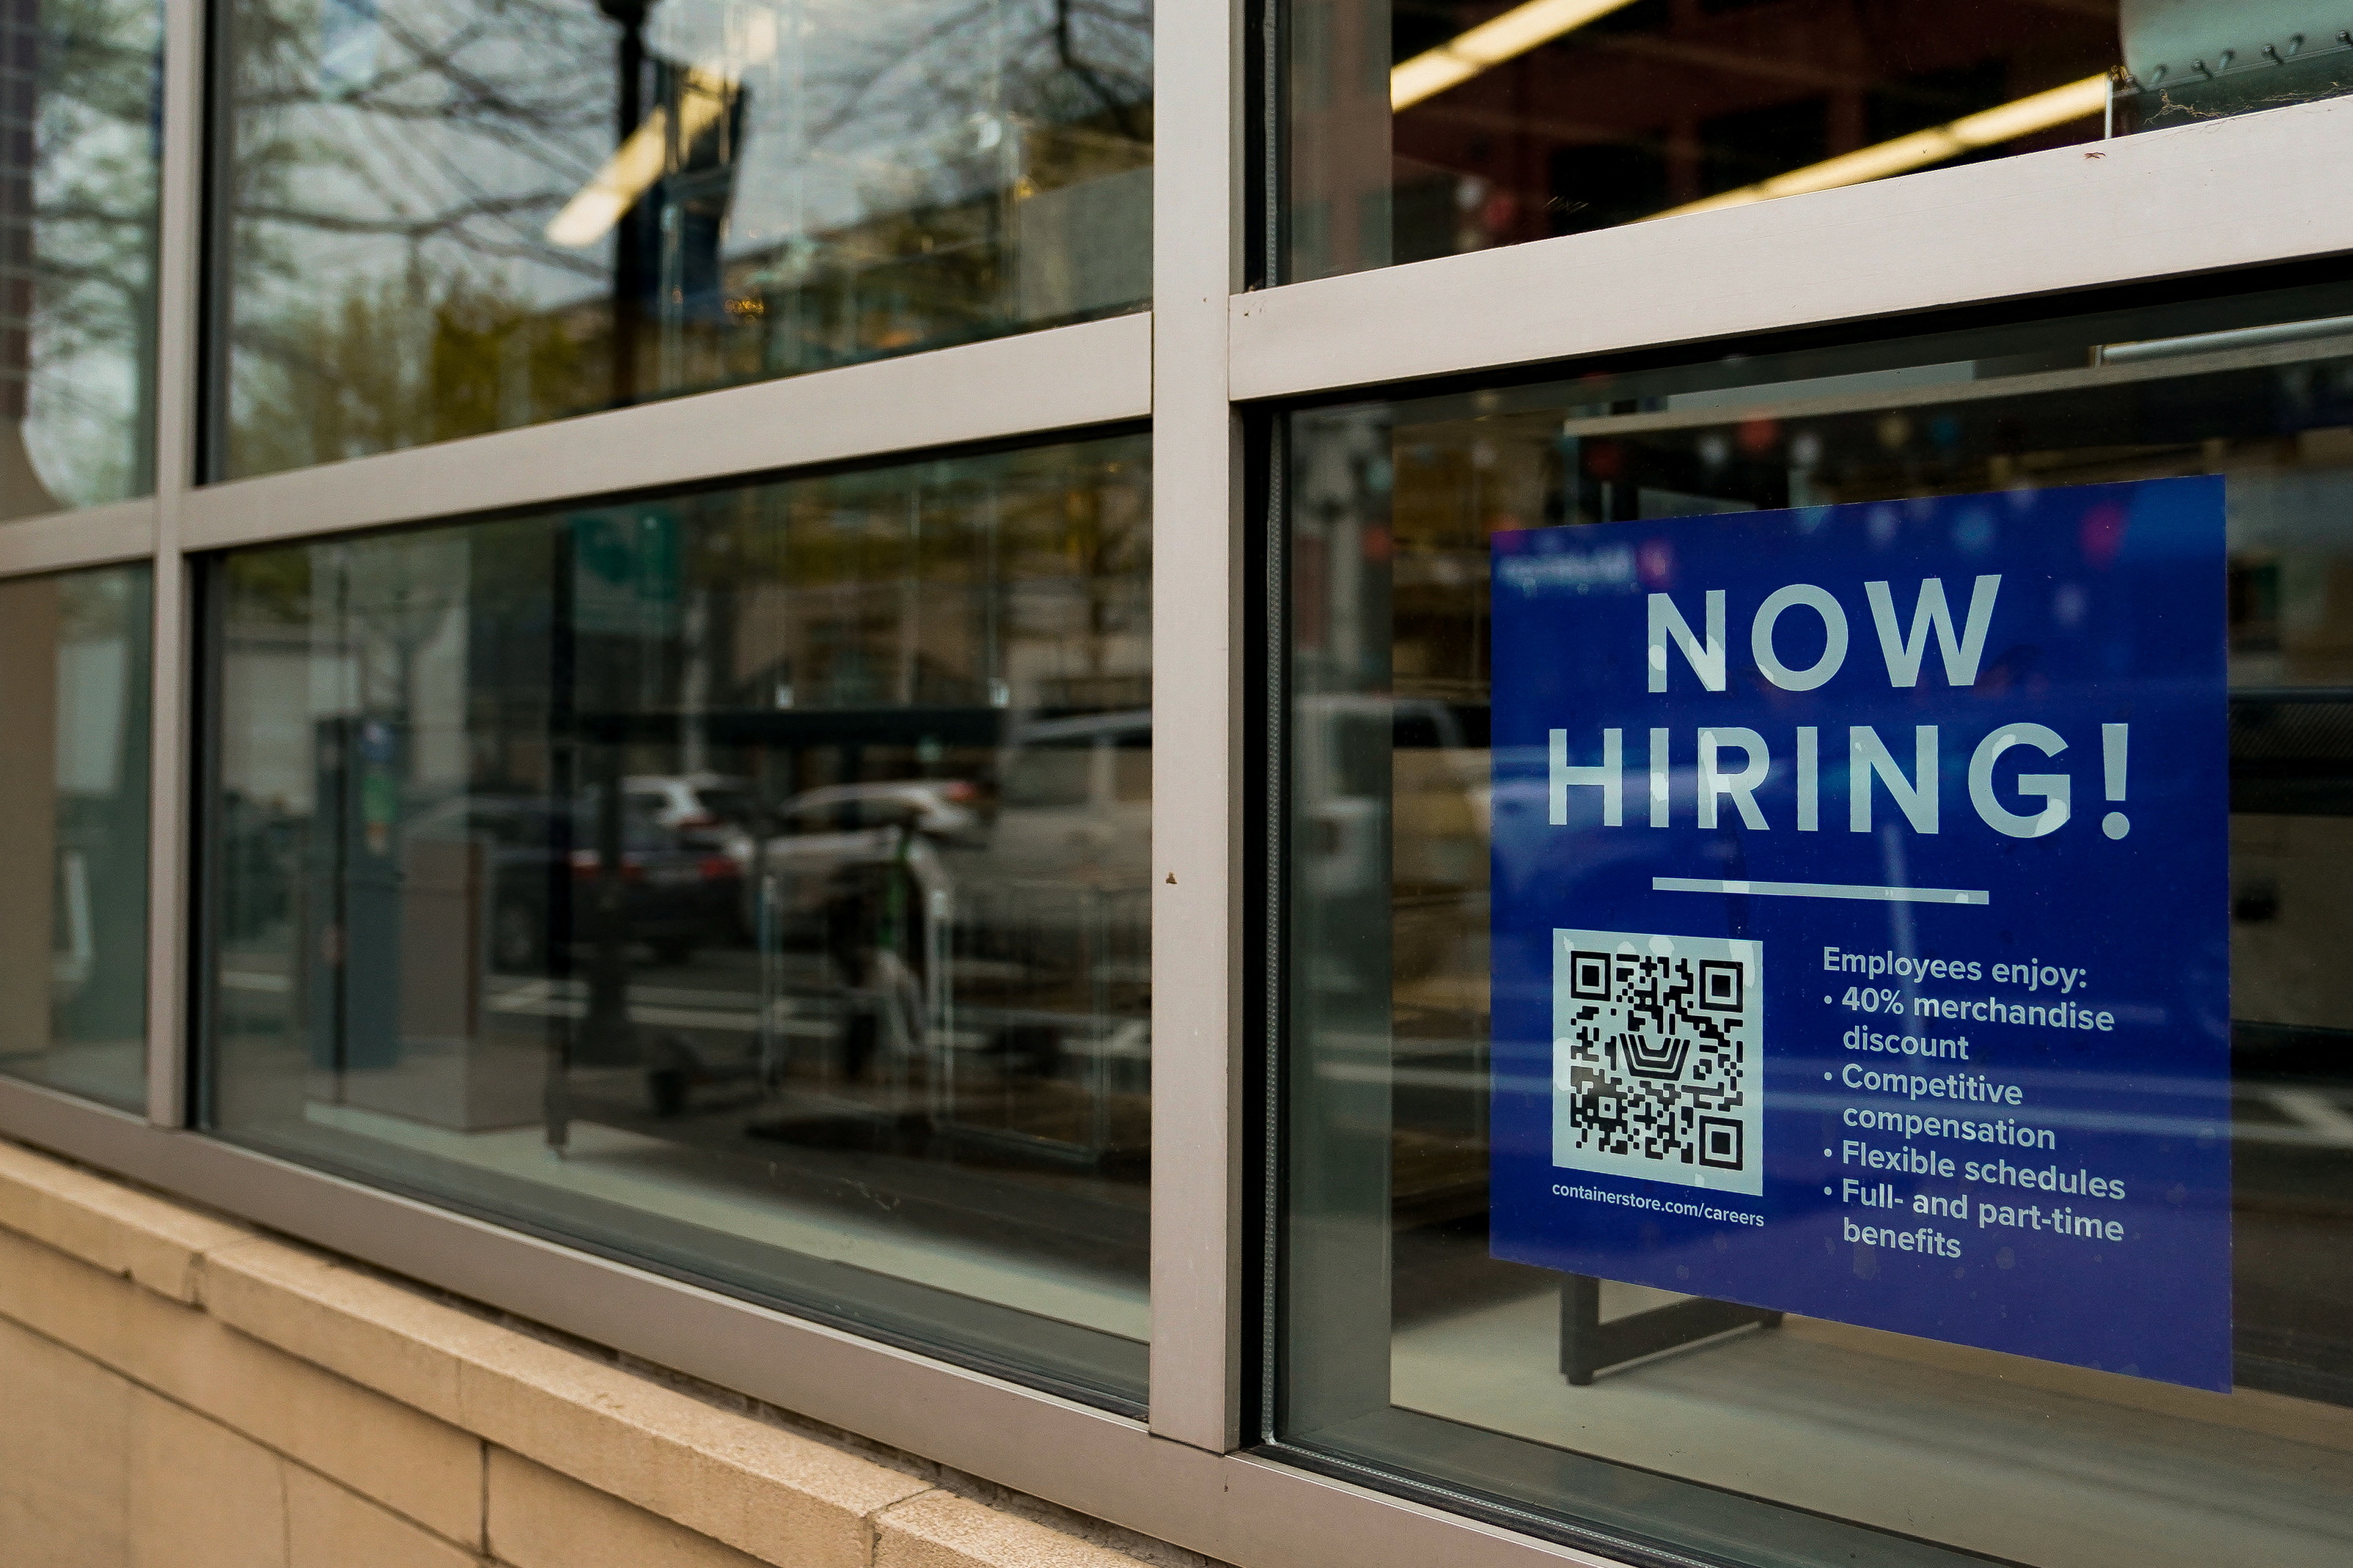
[971,709,1151,891]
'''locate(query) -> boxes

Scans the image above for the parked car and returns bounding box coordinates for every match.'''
[405,794,744,971]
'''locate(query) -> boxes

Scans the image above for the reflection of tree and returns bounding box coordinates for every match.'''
[23,0,162,509]
[222,0,611,473]
[222,0,1153,478]
[224,546,315,631]
[225,515,555,798]
[1046,446,1150,695]
[341,531,480,787]
[700,439,1149,716]
[765,0,1148,149]
[55,558,140,640]
[227,0,607,276]
[231,270,598,476]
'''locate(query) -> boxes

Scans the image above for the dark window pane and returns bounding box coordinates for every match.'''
[0,564,152,1111]
[1287,1,2345,281]
[205,434,1151,1407]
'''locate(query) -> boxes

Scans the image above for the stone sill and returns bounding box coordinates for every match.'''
[0,1135,1170,1568]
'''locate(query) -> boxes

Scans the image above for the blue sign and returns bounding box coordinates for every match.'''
[1488,477,2231,1389]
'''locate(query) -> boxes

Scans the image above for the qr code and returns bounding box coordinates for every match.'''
[1552,930,1763,1196]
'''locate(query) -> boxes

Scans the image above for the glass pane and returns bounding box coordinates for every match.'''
[206,434,1151,1407]
[0,564,153,1111]
[1278,284,2353,1564]
[210,0,1152,482]
[4,0,163,515]
[1284,1,2346,281]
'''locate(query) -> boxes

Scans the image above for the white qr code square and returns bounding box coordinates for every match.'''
[1552,930,1763,1196]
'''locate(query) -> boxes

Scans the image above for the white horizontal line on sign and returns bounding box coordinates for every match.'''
[1654,877,1989,906]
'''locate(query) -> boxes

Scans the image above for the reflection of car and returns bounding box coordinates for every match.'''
[625,773,758,857]
[625,772,756,830]
[752,715,1153,949]
[961,710,1151,889]
[780,781,985,844]
[743,720,1154,1152]
[407,795,743,971]
[757,781,985,939]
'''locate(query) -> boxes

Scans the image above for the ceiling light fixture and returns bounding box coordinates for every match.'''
[548,68,734,249]
[1390,0,1641,111]
[1650,74,2110,221]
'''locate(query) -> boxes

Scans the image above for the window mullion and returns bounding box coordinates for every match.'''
[1148,0,1247,1454]
[144,0,205,1128]
[1233,93,2353,403]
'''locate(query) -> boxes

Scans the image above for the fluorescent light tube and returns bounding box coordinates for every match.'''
[1391,0,1642,111]
[1652,74,2110,220]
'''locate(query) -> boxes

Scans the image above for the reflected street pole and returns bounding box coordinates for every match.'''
[601,0,647,407]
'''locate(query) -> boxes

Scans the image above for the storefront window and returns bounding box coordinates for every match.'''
[1,0,163,515]
[1276,281,2353,1563]
[0,564,153,1111]
[205,433,1151,1406]
[1284,1,2353,282]
[210,0,1152,480]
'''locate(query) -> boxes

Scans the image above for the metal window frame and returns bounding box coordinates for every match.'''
[0,0,2346,1563]
[1149,0,1247,1457]
[145,0,205,1129]
[1233,92,2353,404]
[177,314,1153,551]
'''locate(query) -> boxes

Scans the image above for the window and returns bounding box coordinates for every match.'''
[10,0,2353,1560]
[204,433,1152,1407]
[1271,279,2353,1564]
[1,0,164,514]
[1284,1,2353,281]
[208,0,1153,479]
[0,564,152,1111]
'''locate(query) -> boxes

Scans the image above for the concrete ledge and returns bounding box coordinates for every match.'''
[489,1450,776,1568]
[205,1234,934,1568]
[876,1492,1151,1568]
[0,1229,484,1543]
[0,1138,251,1304]
[285,1464,478,1568]
[202,1240,482,1425]
[0,1134,1161,1568]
